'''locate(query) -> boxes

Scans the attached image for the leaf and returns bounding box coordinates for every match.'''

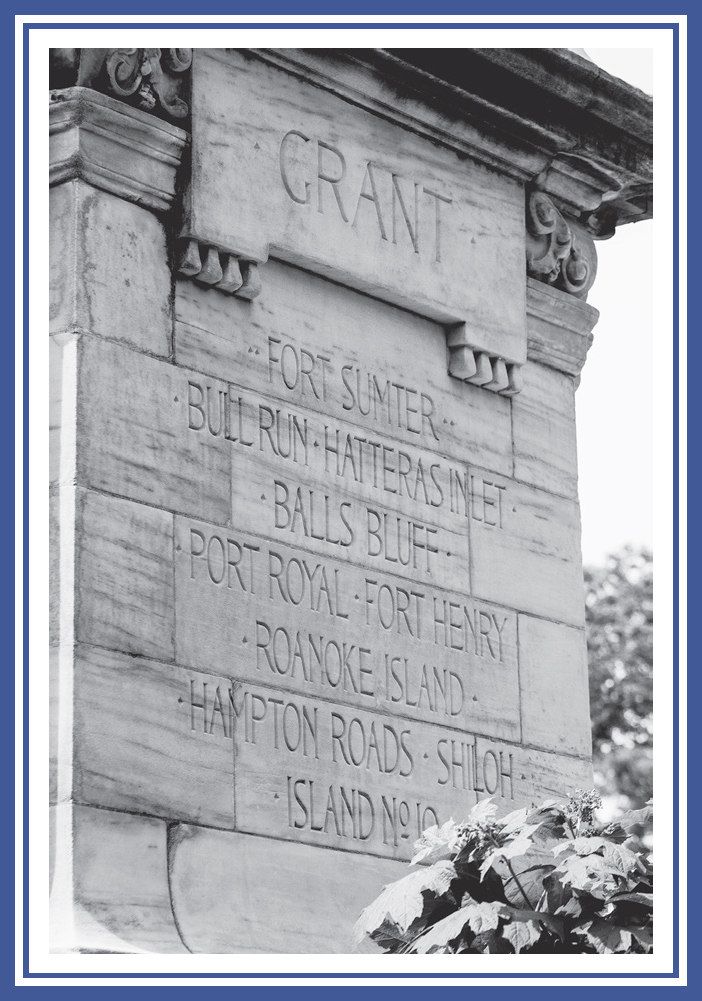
[496,850,557,908]
[498,807,529,835]
[410,909,474,954]
[502,916,543,953]
[607,891,653,908]
[471,929,513,954]
[410,898,508,954]
[603,841,645,875]
[629,924,653,950]
[553,836,606,857]
[556,894,584,918]
[503,905,564,943]
[479,825,543,879]
[556,853,623,893]
[362,919,408,954]
[617,806,653,830]
[463,899,506,934]
[469,797,499,822]
[353,860,457,944]
[573,919,634,954]
[598,823,629,844]
[411,819,460,865]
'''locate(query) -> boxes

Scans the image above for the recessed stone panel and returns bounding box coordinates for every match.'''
[175,516,520,741]
[228,680,590,861]
[222,388,471,585]
[183,50,527,363]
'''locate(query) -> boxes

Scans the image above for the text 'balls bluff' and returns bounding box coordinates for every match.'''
[49,47,652,954]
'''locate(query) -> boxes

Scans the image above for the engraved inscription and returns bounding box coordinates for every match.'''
[176,519,521,739]
[181,676,519,858]
[267,336,441,442]
[166,294,530,860]
[279,130,453,261]
[184,374,510,581]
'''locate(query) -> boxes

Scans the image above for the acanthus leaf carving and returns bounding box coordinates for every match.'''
[50,48,192,120]
[526,189,597,299]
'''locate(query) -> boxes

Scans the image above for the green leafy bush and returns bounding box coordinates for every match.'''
[354,791,652,954]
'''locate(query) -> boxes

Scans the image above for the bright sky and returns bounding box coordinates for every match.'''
[574,49,654,565]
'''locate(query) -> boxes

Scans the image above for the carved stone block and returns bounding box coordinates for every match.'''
[174,260,514,477]
[71,646,235,828]
[468,472,586,627]
[46,45,653,955]
[181,50,527,366]
[518,615,592,757]
[75,489,175,661]
[174,515,521,742]
[50,180,173,355]
[511,360,579,498]
[76,336,232,524]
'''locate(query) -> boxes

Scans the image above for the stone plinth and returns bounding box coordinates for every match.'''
[48,47,653,954]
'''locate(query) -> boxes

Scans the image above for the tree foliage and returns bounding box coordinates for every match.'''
[354,793,653,955]
[584,547,653,805]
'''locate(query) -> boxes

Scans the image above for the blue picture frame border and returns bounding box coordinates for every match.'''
[18,8,684,988]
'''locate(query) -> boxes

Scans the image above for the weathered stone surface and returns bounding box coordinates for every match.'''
[45,43,655,955]
[526,278,599,377]
[72,646,234,828]
[183,50,527,364]
[229,680,591,860]
[175,260,514,477]
[469,472,585,626]
[169,826,405,953]
[50,803,188,953]
[76,489,174,660]
[512,361,578,498]
[174,516,520,741]
[49,486,60,647]
[76,336,231,523]
[264,49,653,231]
[50,180,172,355]
[49,87,188,212]
[49,336,64,485]
[224,391,471,586]
[69,643,591,863]
[518,615,592,757]
[49,647,58,806]
[49,805,56,897]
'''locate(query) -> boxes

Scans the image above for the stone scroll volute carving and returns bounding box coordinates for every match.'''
[50,48,192,120]
[526,190,597,299]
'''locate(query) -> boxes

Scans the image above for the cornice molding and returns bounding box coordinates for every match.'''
[50,49,192,121]
[526,279,600,379]
[49,87,189,213]
[257,48,652,237]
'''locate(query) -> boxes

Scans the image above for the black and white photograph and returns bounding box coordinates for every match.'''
[25,13,682,984]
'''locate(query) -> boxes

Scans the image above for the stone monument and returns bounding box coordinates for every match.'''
[48,47,653,953]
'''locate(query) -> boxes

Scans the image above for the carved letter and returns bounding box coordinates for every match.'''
[280,130,312,205]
